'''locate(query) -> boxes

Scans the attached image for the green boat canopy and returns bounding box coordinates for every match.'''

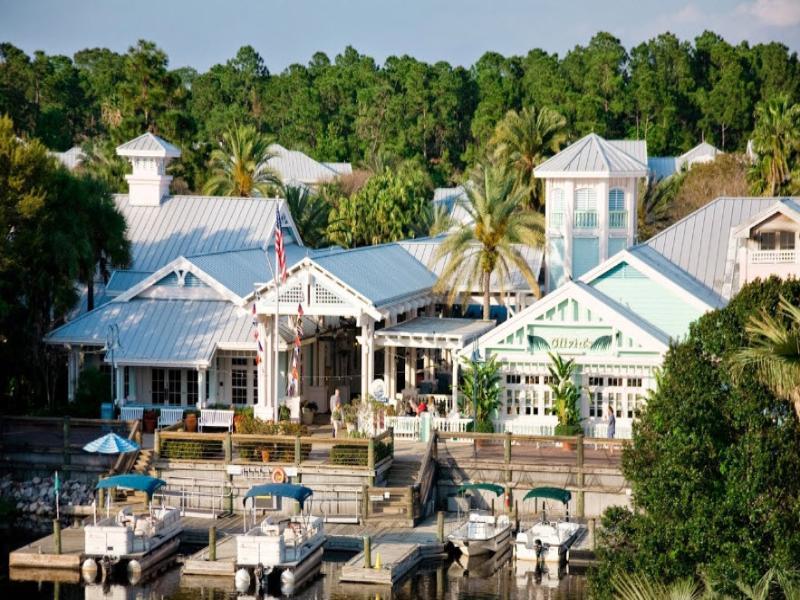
[457,483,505,497]
[96,475,166,498]
[243,484,313,508]
[523,487,571,504]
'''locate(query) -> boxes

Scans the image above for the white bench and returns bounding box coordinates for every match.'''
[157,408,184,429]
[199,409,234,432]
[120,406,144,422]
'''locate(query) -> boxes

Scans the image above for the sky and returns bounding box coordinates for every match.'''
[1,0,799,72]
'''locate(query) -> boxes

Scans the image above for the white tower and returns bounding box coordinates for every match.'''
[116,133,182,207]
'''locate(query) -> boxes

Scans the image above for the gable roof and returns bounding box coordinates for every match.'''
[116,133,181,158]
[677,141,719,166]
[534,133,649,178]
[608,140,648,165]
[731,198,800,238]
[115,194,291,272]
[51,146,84,170]
[267,144,339,185]
[322,162,353,176]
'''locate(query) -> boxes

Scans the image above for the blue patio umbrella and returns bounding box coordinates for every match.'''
[83,432,140,454]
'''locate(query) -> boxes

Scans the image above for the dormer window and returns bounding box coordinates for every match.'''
[575,188,597,228]
[758,231,795,250]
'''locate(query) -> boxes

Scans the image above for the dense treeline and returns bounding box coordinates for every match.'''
[1,32,798,190]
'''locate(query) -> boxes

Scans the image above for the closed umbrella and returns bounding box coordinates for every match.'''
[83,432,140,454]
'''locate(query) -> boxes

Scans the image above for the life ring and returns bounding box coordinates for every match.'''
[271,467,286,484]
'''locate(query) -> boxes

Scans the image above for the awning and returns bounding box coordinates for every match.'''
[96,475,166,498]
[375,317,495,350]
[243,484,313,508]
[457,483,505,496]
[523,487,572,504]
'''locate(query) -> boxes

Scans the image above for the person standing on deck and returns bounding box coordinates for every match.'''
[607,403,616,453]
[330,389,341,437]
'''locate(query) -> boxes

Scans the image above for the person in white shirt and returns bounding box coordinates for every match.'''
[330,389,341,437]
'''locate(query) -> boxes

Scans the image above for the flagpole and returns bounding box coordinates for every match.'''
[274,250,280,424]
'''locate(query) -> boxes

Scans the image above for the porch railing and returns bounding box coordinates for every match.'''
[609,210,627,229]
[575,210,598,228]
[750,249,797,264]
[382,416,474,440]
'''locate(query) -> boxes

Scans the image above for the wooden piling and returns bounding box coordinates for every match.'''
[208,526,217,561]
[361,485,369,521]
[294,436,302,466]
[53,519,61,555]
[367,437,375,486]
[576,433,585,518]
[363,535,372,569]
[491,497,495,516]
[437,511,444,543]
[153,430,160,458]
[223,433,232,463]
[589,517,596,550]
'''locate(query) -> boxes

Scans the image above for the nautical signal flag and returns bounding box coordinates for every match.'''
[275,208,287,283]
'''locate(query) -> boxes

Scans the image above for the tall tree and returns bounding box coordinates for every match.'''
[489,105,567,211]
[748,94,800,195]
[434,165,544,319]
[203,124,280,197]
[282,184,331,248]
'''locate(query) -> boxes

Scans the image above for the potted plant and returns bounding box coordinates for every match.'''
[234,406,252,432]
[184,409,198,432]
[142,409,157,433]
[301,401,317,426]
[548,353,584,448]
[461,355,501,446]
[343,404,358,433]
[278,404,291,422]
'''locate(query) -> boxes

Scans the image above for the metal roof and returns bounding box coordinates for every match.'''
[116,133,181,158]
[609,140,648,165]
[267,144,339,185]
[375,317,495,349]
[399,237,543,293]
[647,157,678,180]
[534,133,649,178]
[115,194,281,272]
[46,298,252,366]
[51,146,84,170]
[677,142,719,167]
[644,197,789,298]
[314,243,437,307]
[105,270,152,294]
[322,162,353,176]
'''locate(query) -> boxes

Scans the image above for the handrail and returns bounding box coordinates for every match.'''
[161,430,376,446]
[110,419,142,475]
[415,434,437,517]
[435,430,628,446]
[1,415,127,427]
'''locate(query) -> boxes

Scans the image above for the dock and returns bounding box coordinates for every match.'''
[339,540,446,585]
[9,527,84,570]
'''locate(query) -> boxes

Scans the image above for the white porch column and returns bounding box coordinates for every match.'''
[451,352,459,412]
[384,315,396,401]
[128,367,137,402]
[409,347,417,388]
[208,359,217,403]
[360,315,375,401]
[197,367,206,409]
[114,366,125,405]
[67,347,79,402]
[255,315,273,421]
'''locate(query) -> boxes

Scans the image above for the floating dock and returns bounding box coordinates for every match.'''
[9,527,84,570]
[339,540,446,585]
[182,535,237,576]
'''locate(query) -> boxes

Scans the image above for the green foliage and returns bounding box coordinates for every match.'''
[278,405,290,422]
[203,123,280,197]
[161,439,208,460]
[547,352,583,433]
[328,441,390,466]
[72,366,112,417]
[748,94,800,196]
[461,355,502,430]
[591,277,800,596]
[327,162,431,247]
[283,184,330,247]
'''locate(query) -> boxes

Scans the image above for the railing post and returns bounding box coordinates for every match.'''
[368,437,375,487]
[576,433,585,518]
[62,416,71,468]
[406,487,415,523]
[437,510,444,543]
[294,435,302,466]
[363,535,372,569]
[361,484,369,522]
[224,432,232,463]
[208,526,217,561]
[504,431,511,464]
[53,519,61,554]
[153,430,161,459]
[589,517,596,550]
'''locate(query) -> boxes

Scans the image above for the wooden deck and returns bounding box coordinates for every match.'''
[9,527,84,570]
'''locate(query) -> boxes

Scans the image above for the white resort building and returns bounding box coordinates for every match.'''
[46,131,798,438]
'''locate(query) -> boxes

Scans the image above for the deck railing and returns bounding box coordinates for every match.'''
[574,210,598,228]
[608,210,627,229]
[750,249,797,264]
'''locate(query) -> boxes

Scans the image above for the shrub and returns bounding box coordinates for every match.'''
[161,440,210,460]
[72,366,112,418]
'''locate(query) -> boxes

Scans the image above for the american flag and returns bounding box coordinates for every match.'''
[275,207,287,283]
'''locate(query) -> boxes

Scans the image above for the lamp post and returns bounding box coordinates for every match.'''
[106,324,121,406]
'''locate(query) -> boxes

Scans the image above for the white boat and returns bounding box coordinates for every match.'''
[448,483,512,556]
[235,483,326,597]
[515,487,582,565]
[82,475,182,583]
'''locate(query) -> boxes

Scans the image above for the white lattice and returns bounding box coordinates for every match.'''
[313,283,345,305]
[278,284,304,303]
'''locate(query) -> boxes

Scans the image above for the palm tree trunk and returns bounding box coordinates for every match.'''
[483,271,491,320]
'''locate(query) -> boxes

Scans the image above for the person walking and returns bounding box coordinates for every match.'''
[607,403,616,453]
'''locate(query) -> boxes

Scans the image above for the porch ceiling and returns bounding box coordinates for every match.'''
[374,317,495,350]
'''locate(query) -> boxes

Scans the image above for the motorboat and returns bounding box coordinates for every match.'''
[234,483,325,596]
[82,475,182,584]
[449,544,512,579]
[448,483,512,556]
[515,487,582,565]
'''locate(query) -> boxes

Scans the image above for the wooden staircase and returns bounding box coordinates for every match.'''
[384,455,422,487]
[131,448,156,476]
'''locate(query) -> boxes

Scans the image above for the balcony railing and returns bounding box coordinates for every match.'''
[574,210,598,229]
[609,210,627,229]
[751,249,797,264]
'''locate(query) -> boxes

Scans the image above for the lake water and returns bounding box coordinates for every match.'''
[1,527,588,599]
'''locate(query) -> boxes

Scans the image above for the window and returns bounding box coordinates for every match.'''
[607,392,623,418]
[123,367,130,399]
[187,370,198,406]
[506,374,521,384]
[575,188,597,211]
[627,393,644,418]
[607,377,623,387]
[167,369,181,406]
[590,391,603,418]
[549,188,564,227]
[627,378,642,388]
[232,357,248,405]
[759,231,776,250]
[151,369,165,404]
[543,390,553,415]
[780,231,796,250]
[589,376,604,387]
[608,188,625,211]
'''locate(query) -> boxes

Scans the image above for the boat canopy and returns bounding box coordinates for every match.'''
[96,474,166,497]
[457,483,505,496]
[523,487,571,504]
[243,484,313,508]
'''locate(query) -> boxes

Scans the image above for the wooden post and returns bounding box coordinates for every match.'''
[62,417,71,467]
[208,526,217,561]
[589,517,596,550]
[515,499,520,532]
[504,431,511,464]
[53,519,61,554]
[491,497,495,516]
[361,485,369,522]
[437,510,445,543]
[97,485,105,511]
[367,437,375,487]
[436,564,445,600]
[153,430,161,458]
[363,535,372,569]
[406,487,415,523]
[224,433,232,463]
[576,433,585,518]
[294,436,302,466]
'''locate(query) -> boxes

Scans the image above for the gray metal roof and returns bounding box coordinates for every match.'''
[643,197,790,298]
[105,270,152,294]
[115,194,281,272]
[609,140,648,165]
[322,162,353,176]
[313,243,437,307]
[51,146,84,170]
[677,142,719,167]
[534,133,649,177]
[375,317,495,347]
[267,144,339,185]
[399,237,543,293]
[116,133,181,158]
[46,299,251,365]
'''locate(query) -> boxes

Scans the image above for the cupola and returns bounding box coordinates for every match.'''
[116,133,182,206]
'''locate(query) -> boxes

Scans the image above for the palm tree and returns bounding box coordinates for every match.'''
[460,355,501,432]
[203,124,281,197]
[611,572,704,600]
[547,352,583,435]
[637,173,684,239]
[749,94,800,196]
[489,105,568,211]
[283,184,331,248]
[731,295,800,419]
[434,164,545,319]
